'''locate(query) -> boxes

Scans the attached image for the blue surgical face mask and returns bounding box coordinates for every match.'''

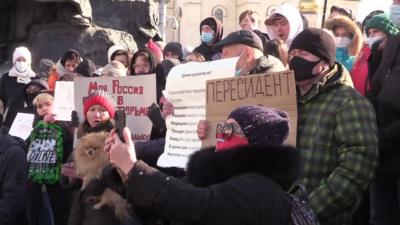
[235,50,246,76]
[201,32,214,44]
[235,69,242,76]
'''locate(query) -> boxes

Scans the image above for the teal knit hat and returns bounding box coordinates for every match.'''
[365,13,399,36]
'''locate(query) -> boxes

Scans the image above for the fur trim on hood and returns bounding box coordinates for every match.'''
[186,144,302,191]
[325,15,363,56]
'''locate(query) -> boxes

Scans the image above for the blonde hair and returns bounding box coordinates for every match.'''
[32,93,54,106]
[101,61,127,77]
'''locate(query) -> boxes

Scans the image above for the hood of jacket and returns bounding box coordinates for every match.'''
[325,15,363,56]
[266,4,303,48]
[23,78,49,101]
[24,78,48,93]
[130,48,158,75]
[186,144,302,191]
[199,17,224,44]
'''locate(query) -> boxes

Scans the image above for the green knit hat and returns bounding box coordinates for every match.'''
[365,13,399,36]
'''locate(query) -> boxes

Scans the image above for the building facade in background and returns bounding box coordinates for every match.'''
[163,0,365,48]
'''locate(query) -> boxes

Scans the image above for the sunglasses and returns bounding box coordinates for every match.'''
[216,122,245,140]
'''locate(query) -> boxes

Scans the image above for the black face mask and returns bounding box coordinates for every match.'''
[25,92,39,104]
[289,56,321,82]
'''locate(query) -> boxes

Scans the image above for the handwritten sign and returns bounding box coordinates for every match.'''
[74,75,156,142]
[204,71,297,146]
[157,57,238,168]
[53,81,75,121]
[9,113,34,140]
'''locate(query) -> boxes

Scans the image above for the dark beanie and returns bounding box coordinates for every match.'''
[60,49,81,66]
[289,28,336,66]
[228,106,289,145]
[214,30,263,52]
[163,42,183,60]
[365,13,400,37]
[74,59,96,77]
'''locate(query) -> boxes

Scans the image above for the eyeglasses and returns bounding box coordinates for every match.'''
[216,122,245,140]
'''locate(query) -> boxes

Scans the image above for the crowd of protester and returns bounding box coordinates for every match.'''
[1,1,400,225]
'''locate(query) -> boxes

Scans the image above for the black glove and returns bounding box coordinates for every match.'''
[147,103,166,132]
[71,110,80,128]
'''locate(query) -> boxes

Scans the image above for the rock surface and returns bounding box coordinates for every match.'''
[27,23,138,70]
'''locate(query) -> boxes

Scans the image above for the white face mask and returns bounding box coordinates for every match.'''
[390,4,400,27]
[15,61,29,73]
[335,37,352,48]
[365,36,384,49]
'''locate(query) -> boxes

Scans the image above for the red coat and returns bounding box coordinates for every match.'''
[350,46,371,96]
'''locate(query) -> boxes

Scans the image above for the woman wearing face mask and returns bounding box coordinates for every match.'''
[325,15,363,72]
[193,17,223,61]
[351,13,399,96]
[0,46,36,128]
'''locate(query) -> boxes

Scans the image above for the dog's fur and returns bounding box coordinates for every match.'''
[74,132,132,223]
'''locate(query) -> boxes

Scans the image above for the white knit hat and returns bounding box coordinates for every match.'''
[107,45,125,63]
[13,46,32,64]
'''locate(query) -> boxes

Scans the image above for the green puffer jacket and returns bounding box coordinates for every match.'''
[296,62,379,225]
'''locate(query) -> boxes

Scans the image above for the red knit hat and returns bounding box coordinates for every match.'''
[83,91,116,119]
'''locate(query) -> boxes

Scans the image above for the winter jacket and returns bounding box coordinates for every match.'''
[125,145,302,225]
[0,132,29,225]
[193,17,223,61]
[77,119,114,139]
[297,62,378,225]
[68,167,143,225]
[0,72,30,128]
[336,47,356,72]
[367,34,400,176]
[253,30,273,56]
[350,45,371,96]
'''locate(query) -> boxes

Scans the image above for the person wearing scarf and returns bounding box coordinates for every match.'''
[0,46,36,128]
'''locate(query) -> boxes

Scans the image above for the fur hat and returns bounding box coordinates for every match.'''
[290,28,336,66]
[228,105,289,145]
[13,46,32,64]
[324,15,363,56]
[83,91,116,119]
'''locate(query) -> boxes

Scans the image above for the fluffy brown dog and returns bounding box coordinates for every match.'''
[73,132,132,223]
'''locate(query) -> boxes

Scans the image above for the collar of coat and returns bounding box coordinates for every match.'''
[298,62,354,103]
[77,119,114,138]
[186,144,302,191]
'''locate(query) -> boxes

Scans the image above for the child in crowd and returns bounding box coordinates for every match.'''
[27,92,73,225]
